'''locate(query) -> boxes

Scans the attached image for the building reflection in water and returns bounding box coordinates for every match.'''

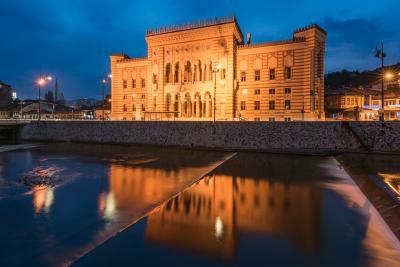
[144,173,322,260]
[33,186,54,214]
[97,155,225,223]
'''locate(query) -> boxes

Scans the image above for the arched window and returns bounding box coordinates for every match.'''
[165,93,172,112]
[174,62,179,83]
[198,61,202,81]
[184,61,192,82]
[193,65,197,82]
[209,62,213,81]
[165,63,172,83]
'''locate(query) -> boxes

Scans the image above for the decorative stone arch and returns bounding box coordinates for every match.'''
[239,60,248,71]
[208,61,213,81]
[174,62,180,83]
[193,64,197,82]
[165,93,172,112]
[183,92,192,117]
[184,61,192,83]
[268,56,278,68]
[284,55,293,67]
[174,93,182,117]
[253,58,262,70]
[194,92,202,117]
[204,91,212,118]
[198,60,202,81]
[165,63,172,83]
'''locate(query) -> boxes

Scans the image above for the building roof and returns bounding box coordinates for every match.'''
[293,24,327,35]
[325,87,378,97]
[145,15,244,40]
[372,88,400,99]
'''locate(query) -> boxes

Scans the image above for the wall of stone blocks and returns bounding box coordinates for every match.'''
[18,121,400,154]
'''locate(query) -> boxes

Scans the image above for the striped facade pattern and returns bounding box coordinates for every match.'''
[110,17,326,121]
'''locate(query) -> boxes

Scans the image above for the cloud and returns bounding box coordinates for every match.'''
[321,17,400,72]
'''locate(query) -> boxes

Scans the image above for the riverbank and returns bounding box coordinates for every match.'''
[338,154,400,240]
[18,120,400,154]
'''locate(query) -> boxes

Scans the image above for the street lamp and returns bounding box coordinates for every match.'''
[385,72,393,80]
[101,78,106,120]
[374,41,386,122]
[212,64,221,124]
[37,78,46,120]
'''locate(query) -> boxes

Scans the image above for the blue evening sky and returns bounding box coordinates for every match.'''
[0,0,399,99]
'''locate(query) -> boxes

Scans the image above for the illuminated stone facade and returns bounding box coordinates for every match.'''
[115,16,326,121]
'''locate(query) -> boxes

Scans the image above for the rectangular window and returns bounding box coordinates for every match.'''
[254,117,260,121]
[141,104,145,111]
[221,68,226,79]
[254,101,260,110]
[269,117,275,122]
[132,79,136,88]
[254,70,261,81]
[132,105,136,111]
[284,67,292,79]
[269,100,275,110]
[284,117,291,121]
[285,100,291,110]
[123,80,127,89]
[141,94,146,99]
[123,95,127,100]
[123,104,127,112]
[141,78,145,88]
[241,71,246,82]
[284,87,291,94]
[254,89,260,95]
[153,74,157,84]
[269,88,275,95]
[269,69,275,80]
[240,101,246,110]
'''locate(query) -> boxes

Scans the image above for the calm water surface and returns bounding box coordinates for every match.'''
[0,143,399,266]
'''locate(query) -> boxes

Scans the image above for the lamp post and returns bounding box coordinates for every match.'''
[101,78,106,120]
[37,78,45,120]
[375,42,386,121]
[212,64,221,124]
[37,76,52,120]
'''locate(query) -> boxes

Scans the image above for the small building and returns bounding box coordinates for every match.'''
[94,105,111,120]
[371,89,400,121]
[325,87,378,120]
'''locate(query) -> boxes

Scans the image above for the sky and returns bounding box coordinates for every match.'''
[0,0,399,99]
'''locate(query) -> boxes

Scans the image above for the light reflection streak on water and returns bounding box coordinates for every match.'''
[33,186,55,214]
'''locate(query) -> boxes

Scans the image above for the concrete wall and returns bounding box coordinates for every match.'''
[18,121,400,154]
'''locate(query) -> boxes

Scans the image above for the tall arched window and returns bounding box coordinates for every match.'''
[198,61,202,81]
[165,63,172,83]
[184,61,192,83]
[209,62,213,81]
[174,62,179,83]
[193,65,197,82]
[165,93,172,112]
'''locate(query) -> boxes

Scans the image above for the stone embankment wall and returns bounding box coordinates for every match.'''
[18,121,400,154]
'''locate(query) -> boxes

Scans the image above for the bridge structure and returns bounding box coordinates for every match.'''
[0,120,31,140]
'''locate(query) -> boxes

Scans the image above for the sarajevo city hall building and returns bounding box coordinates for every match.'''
[110,16,326,121]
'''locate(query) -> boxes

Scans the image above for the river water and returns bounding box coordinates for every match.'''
[0,143,399,266]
